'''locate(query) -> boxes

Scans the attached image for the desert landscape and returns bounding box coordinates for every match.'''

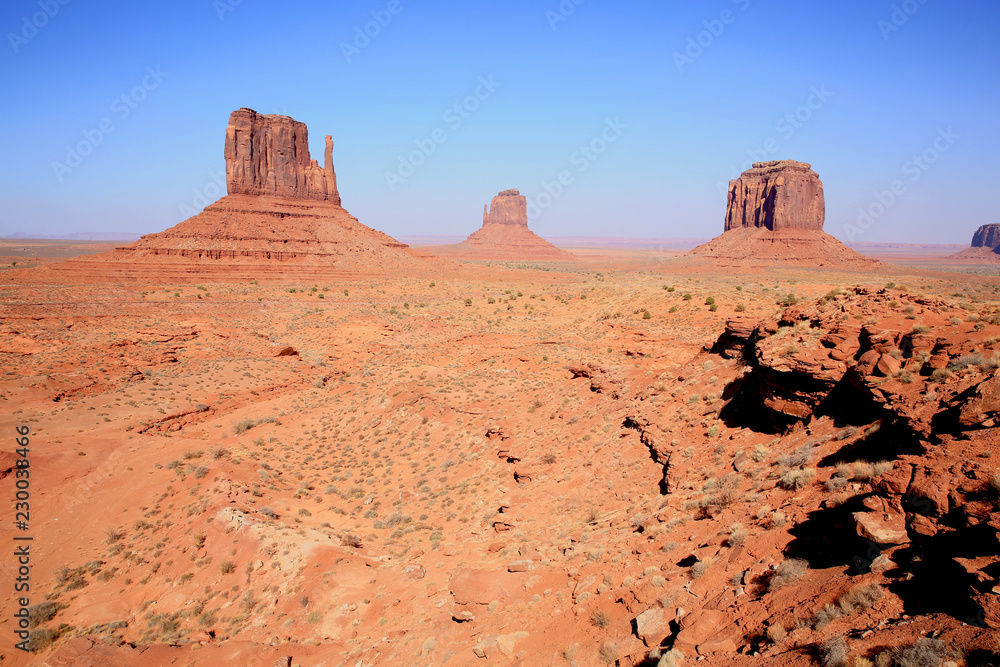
[3,3,999,667]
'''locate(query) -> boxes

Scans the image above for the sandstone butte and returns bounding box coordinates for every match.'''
[51,108,433,282]
[427,189,577,261]
[950,223,1000,262]
[687,160,880,268]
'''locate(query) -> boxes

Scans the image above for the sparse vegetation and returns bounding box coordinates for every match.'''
[590,609,611,629]
[779,467,816,490]
[769,558,808,591]
[821,636,848,667]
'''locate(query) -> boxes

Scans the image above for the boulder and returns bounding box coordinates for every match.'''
[853,511,909,545]
[674,609,738,654]
[876,353,902,377]
[959,370,1000,428]
[635,608,669,647]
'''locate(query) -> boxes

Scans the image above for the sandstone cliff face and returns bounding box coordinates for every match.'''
[972,224,1000,249]
[225,108,340,204]
[725,160,824,232]
[482,189,528,227]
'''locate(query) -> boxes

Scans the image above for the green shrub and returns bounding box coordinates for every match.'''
[777,293,799,306]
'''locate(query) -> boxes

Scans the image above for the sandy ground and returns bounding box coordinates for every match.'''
[0,242,998,666]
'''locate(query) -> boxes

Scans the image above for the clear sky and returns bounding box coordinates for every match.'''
[1,0,997,243]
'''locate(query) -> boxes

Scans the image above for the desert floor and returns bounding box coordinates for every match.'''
[1,244,999,666]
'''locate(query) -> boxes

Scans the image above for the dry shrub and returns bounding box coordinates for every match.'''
[769,558,808,592]
[890,638,955,667]
[837,583,882,613]
[821,636,848,667]
[726,522,748,547]
[655,648,685,667]
[835,460,893,482]
[591,610,610,629]
[779,468,816,490]
[599,642,619,664]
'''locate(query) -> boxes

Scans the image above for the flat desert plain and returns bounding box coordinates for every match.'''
[2,245,1000,666]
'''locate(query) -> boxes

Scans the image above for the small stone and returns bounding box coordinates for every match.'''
[635,608,669,647]
[507,560,533,573]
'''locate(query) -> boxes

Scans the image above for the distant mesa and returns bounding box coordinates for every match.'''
[973,224,1000,249]
[688,160,879,268]
[429,189,576,261]
[948,223,1000,262]
[56,108,429,281]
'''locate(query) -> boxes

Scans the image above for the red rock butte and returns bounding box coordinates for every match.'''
[949,223,1000,262]
[52,108,431,282]
[432,189,576,261]
[688,160,879,268]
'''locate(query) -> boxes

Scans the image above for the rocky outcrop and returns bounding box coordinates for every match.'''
[225,108,340,203]
[972,224,1000,249]
[688,159,879,268]
[725,160,825,232]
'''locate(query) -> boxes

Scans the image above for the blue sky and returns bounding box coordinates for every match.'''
[1,0,997,243]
